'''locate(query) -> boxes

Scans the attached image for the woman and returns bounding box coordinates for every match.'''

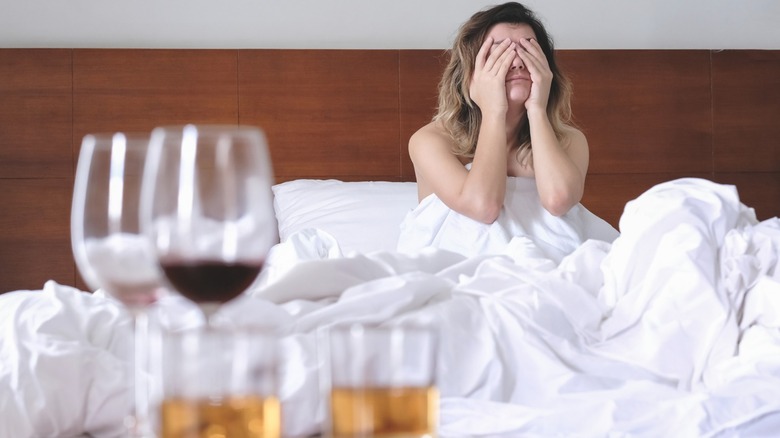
[411,2,585,221]
[399,2,617,260]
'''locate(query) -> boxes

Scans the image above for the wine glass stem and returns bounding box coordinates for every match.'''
[130,309,152,437]
[200,303,220,327]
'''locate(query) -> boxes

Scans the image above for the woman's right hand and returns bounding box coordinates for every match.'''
[469,37,516,118]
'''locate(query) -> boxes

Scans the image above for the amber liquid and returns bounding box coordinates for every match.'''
[160,395,280,438]
[330,386,438,438]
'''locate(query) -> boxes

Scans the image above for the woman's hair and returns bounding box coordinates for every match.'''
[434,2,575,163]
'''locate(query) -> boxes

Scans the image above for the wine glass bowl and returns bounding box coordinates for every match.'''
[141,124,276,320]
[71,131,164,437]
[72,132,166,308]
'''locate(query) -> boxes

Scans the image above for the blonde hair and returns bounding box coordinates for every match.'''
[434,2,575,164]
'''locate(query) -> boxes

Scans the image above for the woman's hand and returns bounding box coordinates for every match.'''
[517,38,553,113]
[469,37,517,118]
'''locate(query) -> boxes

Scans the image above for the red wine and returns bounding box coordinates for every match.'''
[160,260,263,304]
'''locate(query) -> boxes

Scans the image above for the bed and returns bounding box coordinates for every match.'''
[1,48,780,437]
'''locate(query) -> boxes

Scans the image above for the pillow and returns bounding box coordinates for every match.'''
[272,179,419,254]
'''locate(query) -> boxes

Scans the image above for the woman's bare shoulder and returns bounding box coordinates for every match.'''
[409,121,454,156]
[411,121,449,142]
[561,125,588,148]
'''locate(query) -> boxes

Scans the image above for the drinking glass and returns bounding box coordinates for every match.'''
[71,132,166,437]
[156,326,281,438]
[140,124,276,323]
[327,324,440,438]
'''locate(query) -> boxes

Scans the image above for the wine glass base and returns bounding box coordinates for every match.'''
[124,414,155,438]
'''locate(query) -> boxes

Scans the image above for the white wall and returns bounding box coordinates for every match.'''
[1,0,778,50]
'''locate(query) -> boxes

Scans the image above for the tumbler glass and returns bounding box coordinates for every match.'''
[327,324,439,438]
[156,326,281,438]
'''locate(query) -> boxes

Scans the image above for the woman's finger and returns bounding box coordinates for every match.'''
[475,37,493,70]
[517,48,541,75]
[484,39,513,73]
[519,43,549,76]
[496,42,517,75]
[520,38,549,69]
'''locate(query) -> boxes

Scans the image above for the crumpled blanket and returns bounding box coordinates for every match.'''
[396,175,620,263]
[1,178,780,437]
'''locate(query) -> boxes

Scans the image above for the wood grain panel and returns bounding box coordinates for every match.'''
[713,172,780,221]
[712,51,780,172]
[399,50,448,181]
[583,173,712,229]
[0,49,72,179]
[559,50,712,175]
[239,50,400,181]
[0,179,74,292]
[73,49,238,151]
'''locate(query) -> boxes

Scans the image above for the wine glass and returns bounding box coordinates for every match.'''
[71,132,166,437]
[140,124,276,323]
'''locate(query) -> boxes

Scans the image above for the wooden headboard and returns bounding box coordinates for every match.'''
[1,48,778,292]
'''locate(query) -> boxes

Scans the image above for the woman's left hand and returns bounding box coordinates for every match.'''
[518,38,553,113]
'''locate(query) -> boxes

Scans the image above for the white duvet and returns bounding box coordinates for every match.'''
[2,178,780,437]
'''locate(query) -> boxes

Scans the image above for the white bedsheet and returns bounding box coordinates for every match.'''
[396,175,620,263]
[2,178,780,437]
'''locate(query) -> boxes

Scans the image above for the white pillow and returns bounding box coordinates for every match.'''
[272,179,419,254]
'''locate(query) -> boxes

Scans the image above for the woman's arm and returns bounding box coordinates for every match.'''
[409,38,517,224]
[519,38,588,216]
[409,119,505,224]
[527,117,589,216]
